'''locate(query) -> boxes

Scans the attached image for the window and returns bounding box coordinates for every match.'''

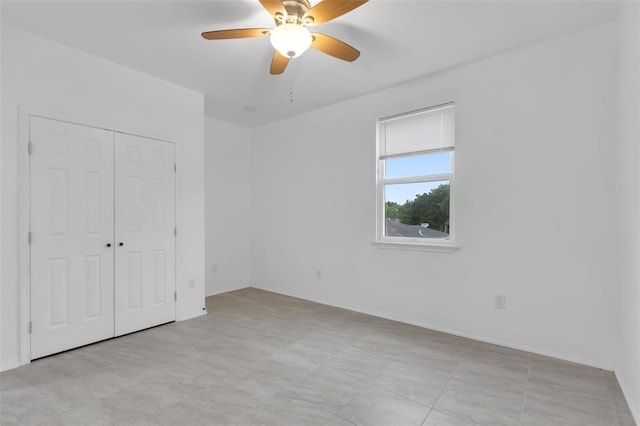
[376,103,455,247]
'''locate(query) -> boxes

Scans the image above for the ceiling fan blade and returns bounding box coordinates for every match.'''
[270,51,290,75]
[311,33,360,62]
[259,0,287,20]
[201,28,270,40]
[303,0,368,26]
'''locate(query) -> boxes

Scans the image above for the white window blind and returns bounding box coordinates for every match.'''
[379,103,455,159]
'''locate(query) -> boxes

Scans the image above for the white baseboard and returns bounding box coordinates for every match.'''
[615,369,640,425]
[177,308,207,322]
[1,357,22,373]
[251,285,616,371]
[206,283,250,297]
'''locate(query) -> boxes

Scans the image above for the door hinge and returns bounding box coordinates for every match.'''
[28,322,32,334]
[28,142,33,155]
[174,227,177,237]
[174,292,177,301]
[174,163,177,172]
[28,232,32,244]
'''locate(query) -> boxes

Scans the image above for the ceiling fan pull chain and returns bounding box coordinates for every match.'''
[289,65,294,103]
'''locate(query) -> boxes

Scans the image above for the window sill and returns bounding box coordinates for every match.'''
[373,240,460,253]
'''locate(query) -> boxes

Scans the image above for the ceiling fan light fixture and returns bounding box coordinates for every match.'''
[269,23,312,59]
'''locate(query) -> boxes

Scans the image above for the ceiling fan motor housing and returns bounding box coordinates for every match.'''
[280,0,312,24]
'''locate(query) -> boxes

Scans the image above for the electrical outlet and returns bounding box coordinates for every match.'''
[316,269,322,279]
[188,279,196,290]
[495,295,506,309]
[212,264,218,273]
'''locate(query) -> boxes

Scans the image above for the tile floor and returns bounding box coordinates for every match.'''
[0,288,636,425]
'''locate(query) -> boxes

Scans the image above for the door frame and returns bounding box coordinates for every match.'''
[17,107,177,366]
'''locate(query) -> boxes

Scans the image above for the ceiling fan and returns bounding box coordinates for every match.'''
[201,0,368,75]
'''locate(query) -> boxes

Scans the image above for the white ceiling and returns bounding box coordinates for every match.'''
[2,0,621,127]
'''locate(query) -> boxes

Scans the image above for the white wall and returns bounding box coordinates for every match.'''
[1,26,206,371]
[0,8,3,375]
[615,3,640,422]
[205,117,252,296]
[250,22,619,369]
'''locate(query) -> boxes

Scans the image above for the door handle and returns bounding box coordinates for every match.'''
[118,242,124,247]
[106,243,112,247]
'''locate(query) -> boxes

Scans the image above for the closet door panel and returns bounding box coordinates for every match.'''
[30,117,115,359]
[114,133,176,336]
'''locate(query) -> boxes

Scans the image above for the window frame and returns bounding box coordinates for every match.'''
[375,104,457,251]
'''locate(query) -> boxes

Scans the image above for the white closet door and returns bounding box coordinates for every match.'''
[30,117,115,359]
[114,133,176,336]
